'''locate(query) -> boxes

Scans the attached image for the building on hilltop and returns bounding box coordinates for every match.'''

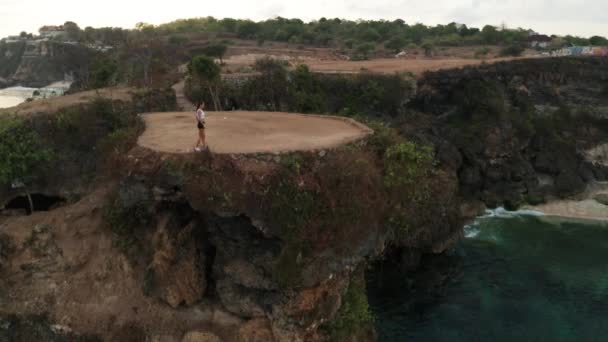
[39,26,67,39]
[528,34,552,48]
[529,34,552,48]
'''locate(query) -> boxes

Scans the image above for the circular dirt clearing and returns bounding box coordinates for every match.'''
[138,111,372,154]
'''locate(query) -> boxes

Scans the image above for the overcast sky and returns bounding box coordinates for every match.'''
[1,0,606,39]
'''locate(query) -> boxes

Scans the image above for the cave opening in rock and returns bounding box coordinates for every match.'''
[3,194,67,215]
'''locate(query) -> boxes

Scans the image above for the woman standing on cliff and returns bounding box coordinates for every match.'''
[194,102,206,152]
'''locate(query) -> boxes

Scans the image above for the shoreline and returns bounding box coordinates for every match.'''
[522,182,608,223]
[0,81,72,109]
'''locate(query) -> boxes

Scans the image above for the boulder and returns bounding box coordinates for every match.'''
[592,164,608,181]
[594,194,608,206]
[238,318,275,342]
[459,165,482,189]
[555,170,585,198]
[207,215,282,317]
[437,142,462,170]
[578,162,597,182]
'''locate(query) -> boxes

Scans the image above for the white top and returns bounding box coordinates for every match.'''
[196,108,205,122]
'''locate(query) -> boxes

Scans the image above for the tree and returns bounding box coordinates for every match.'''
[89,58,117,88]
[249,58,290,110]
[0,117,52,213]
[63,21,81,41]
[353,43,376,60]
[590,36,608,46]
[422,42,435,57]
[135,22,157,40]
[236,21,260,39]
[200,43,228,63]
[481,25,499,44]
[189,55,222,110]
[385,36,408,53]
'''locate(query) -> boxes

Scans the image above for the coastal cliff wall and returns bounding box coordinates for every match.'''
[412,57,608,209]
[0,95,462,341]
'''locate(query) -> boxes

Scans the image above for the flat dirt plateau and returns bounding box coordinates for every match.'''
[138,111,372,154]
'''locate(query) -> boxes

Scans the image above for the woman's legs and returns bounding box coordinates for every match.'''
[200,129,206,147]
[195,132,201,148]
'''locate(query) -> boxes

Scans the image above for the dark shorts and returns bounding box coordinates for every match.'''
[197,121,205,130]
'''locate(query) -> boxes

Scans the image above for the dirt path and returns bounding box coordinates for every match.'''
[172,80,194,111]
[137,111,372,154]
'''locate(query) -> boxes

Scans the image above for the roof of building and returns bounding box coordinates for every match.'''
[528,34,552,42]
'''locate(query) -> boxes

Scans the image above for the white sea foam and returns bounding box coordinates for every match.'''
[464,225,481,238]
[0,82,71,109]
[481,207,545,218]
[464,206,545,239]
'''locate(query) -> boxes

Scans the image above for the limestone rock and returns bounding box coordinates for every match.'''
[145,217,206,308]
[238,318,275,342]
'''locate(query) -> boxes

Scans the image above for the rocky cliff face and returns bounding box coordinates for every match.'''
[0,41,96,87]
[413,57,608,208]
[3,56,605,341]
[0,100,463,342]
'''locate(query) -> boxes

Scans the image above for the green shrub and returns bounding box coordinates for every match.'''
[199,43,228,63]
[325,274,373,341]
[475,47,491,57]
[352,43,375,60]
[0,116,53,187]
[383,142,435,188]
[385,36,408,53]
[97,125,142,156]
[132,87,177,112]
[89,57,118,89]
[365,121,402,156]
[422,42,435,57]
[268,177,316,241]
[499,45,524,57]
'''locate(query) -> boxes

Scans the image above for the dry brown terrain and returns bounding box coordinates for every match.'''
[0,86,134,116]
[0,185,243,341]
[218,39,537,75]
[304,56,533,75]
[138,111,372,154]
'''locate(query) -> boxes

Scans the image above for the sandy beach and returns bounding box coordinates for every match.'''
[523,182,608,222]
